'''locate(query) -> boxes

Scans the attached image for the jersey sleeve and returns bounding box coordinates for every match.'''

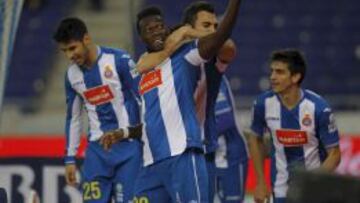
[64,73,83,164]
[184,40,208,66]
[318,106,340,148]
[250,97,266,137]
[115,52,141,97]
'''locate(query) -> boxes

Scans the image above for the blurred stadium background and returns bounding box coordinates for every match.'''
[0,0,359,202]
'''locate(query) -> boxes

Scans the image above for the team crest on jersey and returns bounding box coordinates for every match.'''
[104,65,113,78]
[302,114,312,126]
[139,69,162,95]
[83,84,114,105]
[276,129,308,147]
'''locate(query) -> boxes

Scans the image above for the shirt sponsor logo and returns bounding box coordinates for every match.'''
[139,69,162,95]
[83,85,114,105]
[276,129,308,147]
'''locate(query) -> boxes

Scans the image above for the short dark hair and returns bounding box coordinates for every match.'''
[182,1,215,25]
[270,49,307,84]
[53,17,88,43]
[136,6,163,34]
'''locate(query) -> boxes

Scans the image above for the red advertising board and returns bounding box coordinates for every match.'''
[1,134,360,193]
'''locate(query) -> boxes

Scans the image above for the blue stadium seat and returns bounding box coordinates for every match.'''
[4,0,73,102]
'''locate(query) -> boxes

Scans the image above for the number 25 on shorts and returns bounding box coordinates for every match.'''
[83,181,102,201]
[133,196,149,203]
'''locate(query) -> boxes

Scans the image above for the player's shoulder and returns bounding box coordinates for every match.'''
[174,40,198,55]
[255,90,276,104]
[303,89,331,110]
[100,46,132,59]
[66,64,81,81]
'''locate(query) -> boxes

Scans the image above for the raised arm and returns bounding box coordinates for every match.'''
[136,25,208,74]
[198,0,241,60]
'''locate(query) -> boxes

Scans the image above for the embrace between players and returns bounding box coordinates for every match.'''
[53,0,341,203]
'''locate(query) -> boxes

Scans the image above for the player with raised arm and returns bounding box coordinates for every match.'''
[248,49,341,203]
[53,17,142,203]
[132,0,242,202]
[181,2,237,201]
[132,3,238,201]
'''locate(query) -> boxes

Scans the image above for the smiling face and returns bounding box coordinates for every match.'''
[138,15,168,52]
[59,35,90,66]
[270,60,301,94]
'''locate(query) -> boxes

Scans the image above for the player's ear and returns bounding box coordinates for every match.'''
[83,33,91,45]
[292,73,301,84]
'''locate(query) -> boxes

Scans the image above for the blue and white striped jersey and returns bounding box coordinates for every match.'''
[138,41,206,166]
[250,89,340,198]
[64,46,140,164]
[214,76,248,168]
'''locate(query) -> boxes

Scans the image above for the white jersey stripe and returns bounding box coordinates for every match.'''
[141,97,154,165]
[300,99,321,169]
[215,134,229,168]
[265,96,288,198]
[158,60,187,157]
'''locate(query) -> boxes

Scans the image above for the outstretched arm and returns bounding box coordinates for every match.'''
[198,0,241,60]
[136,25,208,74]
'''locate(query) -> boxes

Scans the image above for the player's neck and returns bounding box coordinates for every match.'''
[84,44,99,68]
[279,86,302,110]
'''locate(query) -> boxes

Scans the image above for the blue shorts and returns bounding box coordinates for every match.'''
[273,197,286,203]
[215,160,248,203]
[81,139,142,203]
[205,152,216,203]
[134,149,209,203]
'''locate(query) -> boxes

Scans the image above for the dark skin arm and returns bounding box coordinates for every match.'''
[100,124,143,150]
[198,0,241,60]
[136,25,209,73]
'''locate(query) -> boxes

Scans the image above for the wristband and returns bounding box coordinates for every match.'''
[123,127,129,139]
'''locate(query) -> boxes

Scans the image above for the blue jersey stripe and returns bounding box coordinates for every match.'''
[280,106,305,169]
[270,140,277,188]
